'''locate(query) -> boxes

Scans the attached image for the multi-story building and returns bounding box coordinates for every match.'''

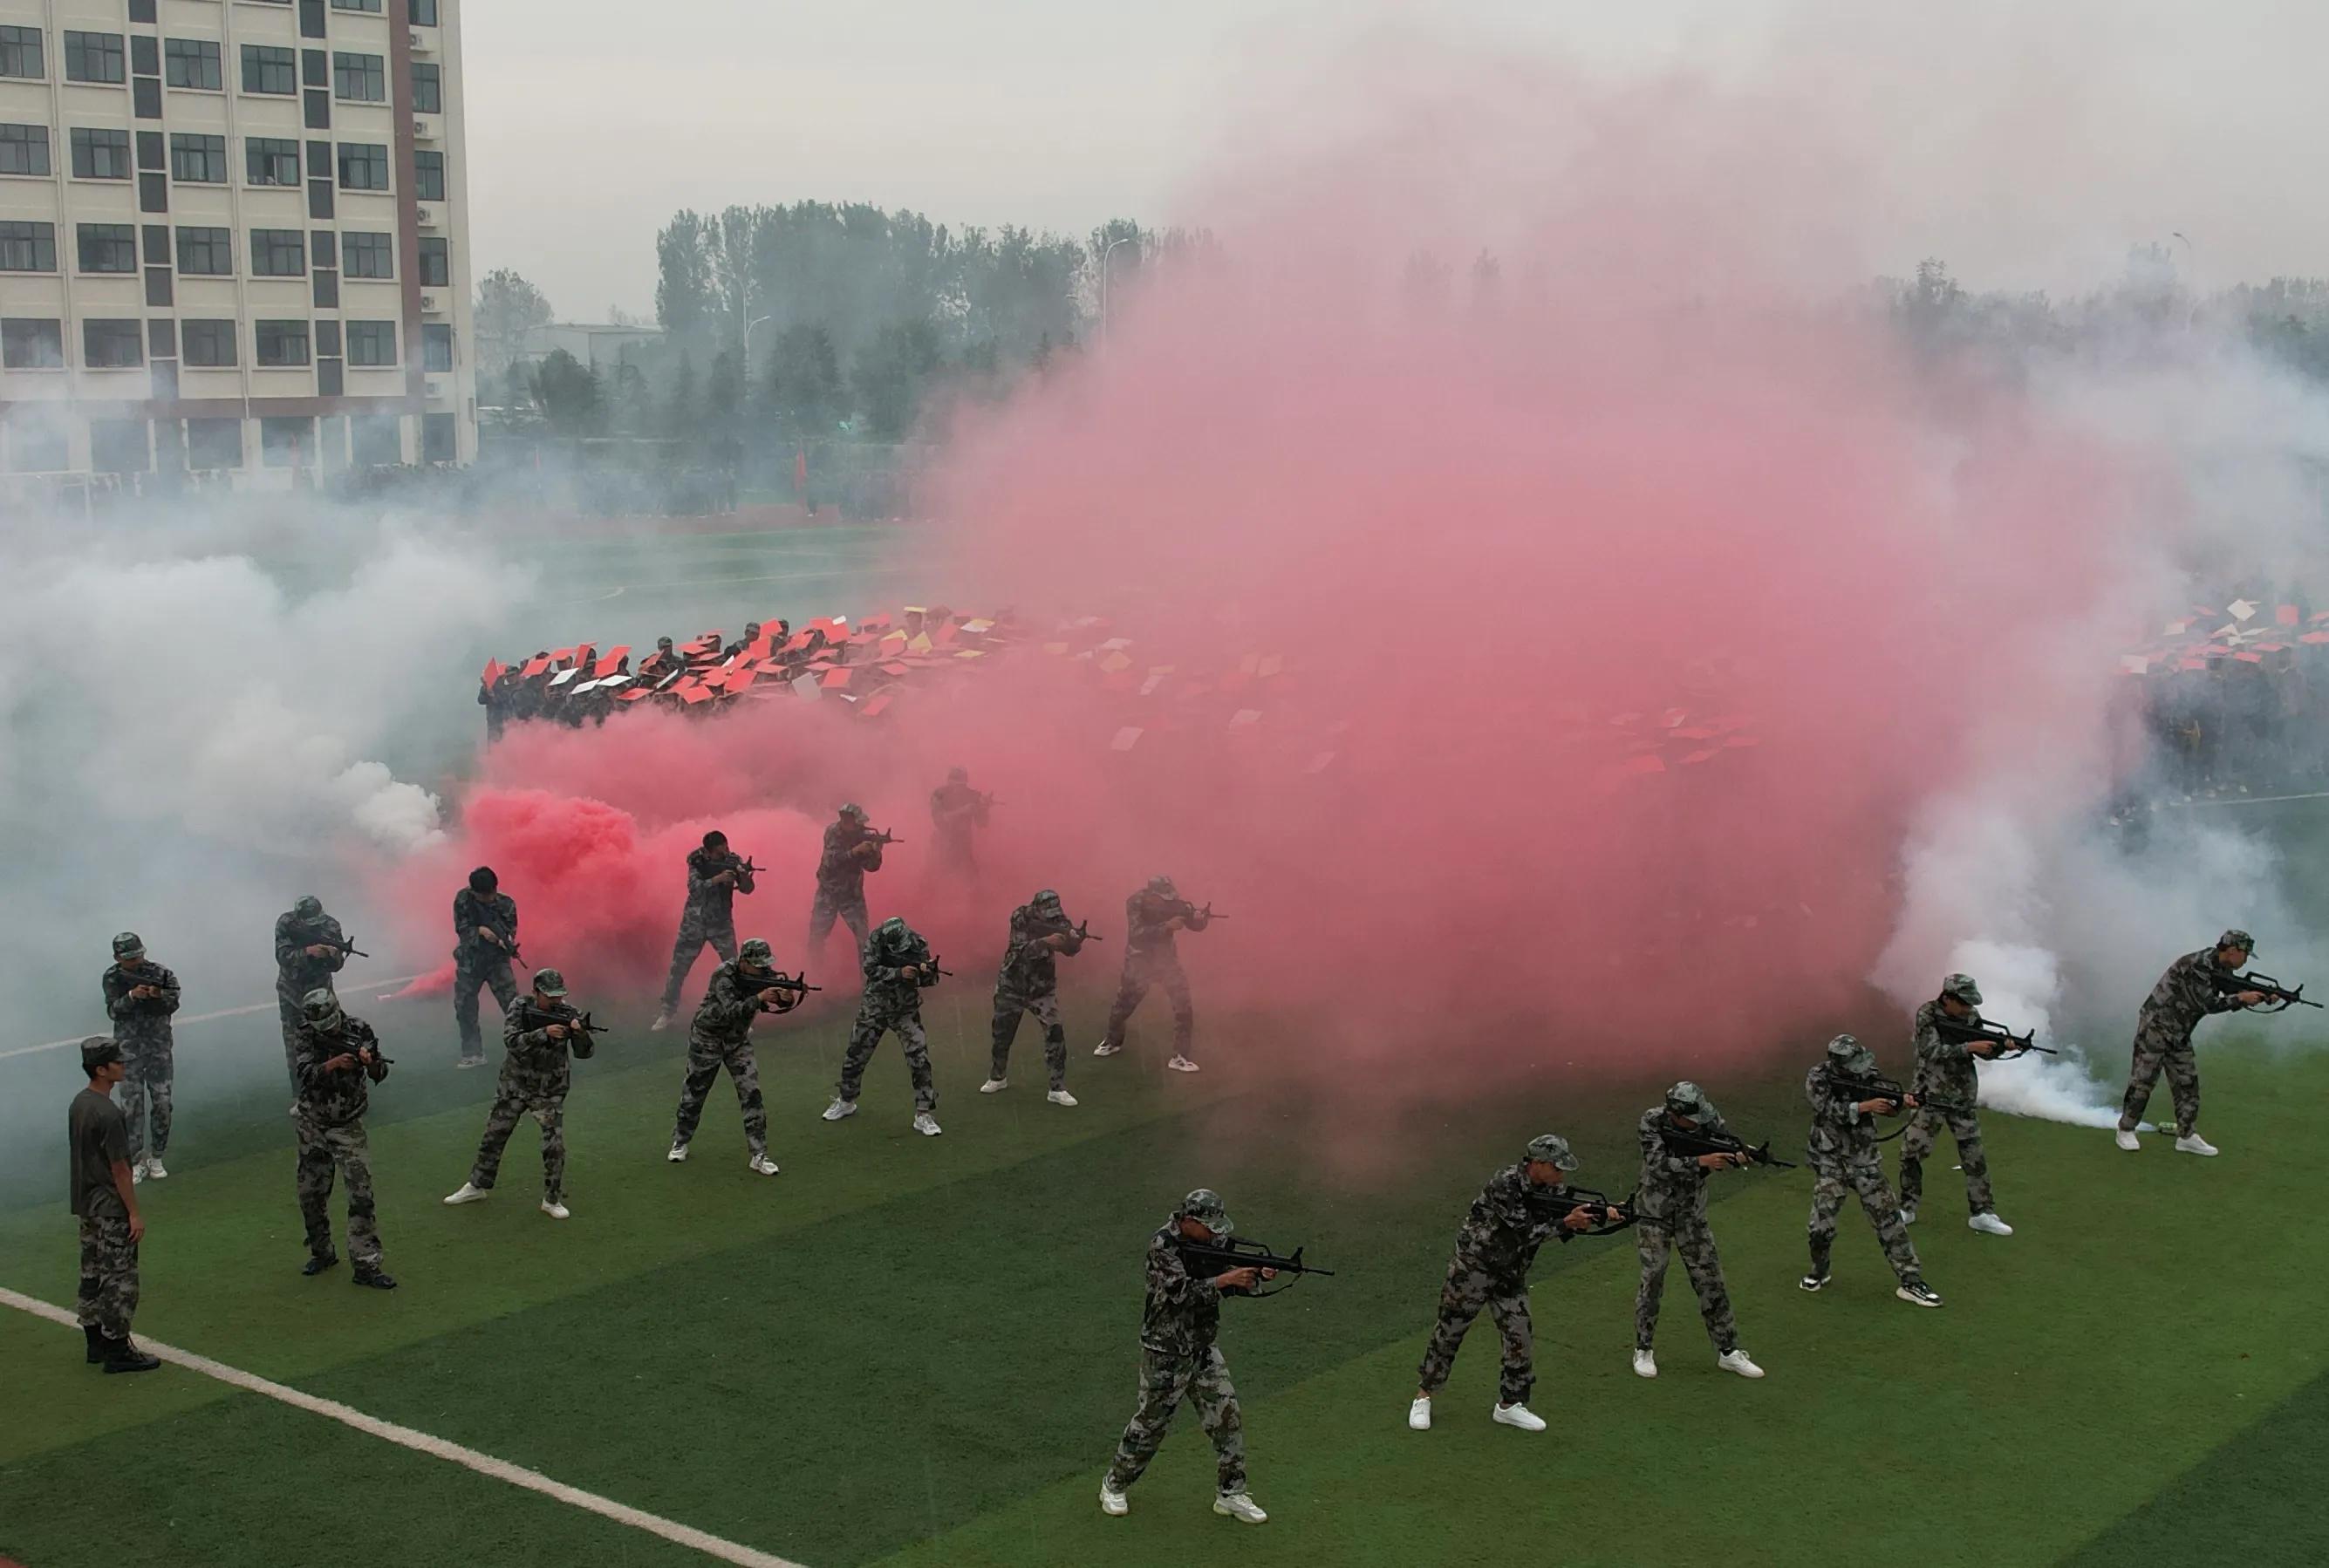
[0,0,475,483]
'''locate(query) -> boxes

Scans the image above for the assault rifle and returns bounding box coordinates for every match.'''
[1163,898,1227,924]
[1933,1015,2053,1056]
[858,827,903,848]
[535,1002,604,1058]
[1659,1125,1798,1169]
[723,855,764,881]
[1035,915,1103,945]
[1827,1072,1972,1119]
[1177,1235,1335,1299]
[915,954,955,980]
[315,933,370,959]
[743,970,819,1011]
[2212,969,2323,1012]
[1526,1185,1663,1236]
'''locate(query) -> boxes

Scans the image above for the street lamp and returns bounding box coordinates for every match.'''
[743,312,772,362]
[1098,237,1137,347]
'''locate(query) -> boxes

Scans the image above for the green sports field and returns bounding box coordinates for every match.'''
[2,981,2323,1568]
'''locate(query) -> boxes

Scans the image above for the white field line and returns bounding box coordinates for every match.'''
[1,975,429,1063]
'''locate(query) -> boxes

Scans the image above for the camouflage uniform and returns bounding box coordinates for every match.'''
[293,1014,389,1267]
[2120,947,2246,1136]
[1804,1062,1923,1285]
[274,905,348,1091]
[72,1082,139,1339]
[102,959,181,1162]
[1415,1163,1575,1405]
[1105,1220,1246,1496]
[1100,889,1209,1057]
[837,925,938,1112]
[1900,999,1996,1217]
[929,780,989,874]
[673,960,775,1151]
[469,998,596,1201]
[1634,1108,1740,1354]
[660,846,753,1012]
[991,900,1086,1089]
[451,884,520,1062]
[806,821,879,959]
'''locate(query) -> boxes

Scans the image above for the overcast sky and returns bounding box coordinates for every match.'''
[463,0,2329,323]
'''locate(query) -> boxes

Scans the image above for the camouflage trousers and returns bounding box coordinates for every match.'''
[1636,1215,1738,1353]
[839,1006,936,1112]
[660,912,738,1012]
[1101,952,1193,1056]
[1415,1258,1534,1406]
[990,985,1066,1089]
[1899,1106,1995,1216]
[2119,1029,2200,1136]
[296,1116,382,1266]
[470,1094,568,1202]
[673,1034,768,1152]
[277,976,331,1093]
[1106,1344,1246,1496]
[453,952,518,1059]
[1807,1156,1919,1285]
[75,1213,140,1339]
[119,1040,174,1161]
[805,886,870,964]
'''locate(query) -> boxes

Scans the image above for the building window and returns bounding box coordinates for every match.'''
[182,318,237,366]
[413,150,445,202]
[0,220,56,271]
[422,412,456,462]
[148,319,176,359]
[129,0,159,23]
[330,0,385,11]
[2,317,65,369]
[241,44,296,96]
[188,417,244,469]
[164,38,223,91]
[417,235,447,287]
[412,0,441,25]
[352,413,400,465]
[64,31,126,85]
[346,320,397,366]
[70,126,133,181]
[78,223,138,274]
[175,226,232,276]
[412,63,442,114]
[250,228,306,276]
[342,231,393,279]
[0,123,48,176]
[170,133,227,183]
[247,136,299,186]
[261,415,315,466]
[0,25,44,81]
[336,141,388,191]
[331,51,383,103]
[422,323,453,372]
[84,318,145,368]
[6,423,71,473]
[255,319,311,366]
[91,419,151,474]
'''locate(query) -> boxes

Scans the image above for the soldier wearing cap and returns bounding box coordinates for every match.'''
[452,866,521,1069]
[928,766,990,876]
[983,890,1088,1106]
[1900,974,2013,1234]
[274,896,351,1094]
[1633,1084,1763,1380]
[1409,1134,1624,1434]
[70,1038,159,1373]
[291,990,395,1288]
[806,803,884,965]
[446,967,599,1218]
[100,931,181,1183]
[652,830,756,1032]
[722,622,763,659]
[2115,931,2266,1156]
[824,917,943,1135]
[668,938,790,1174]
[1802,1036,1938,1307]
[639,635,686,685]
[1099,1189,1270,1525]
[1094,876,1209,1074]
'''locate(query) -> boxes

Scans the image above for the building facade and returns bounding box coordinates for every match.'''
[0,0,475,482]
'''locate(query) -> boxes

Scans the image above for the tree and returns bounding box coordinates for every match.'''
[852,319,943,440]
[475,268,553,387]
[663,351,698,442]
[762,322,844,436]
[531,349,602,435]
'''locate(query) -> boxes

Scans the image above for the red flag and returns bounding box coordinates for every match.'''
[794,447,808,492]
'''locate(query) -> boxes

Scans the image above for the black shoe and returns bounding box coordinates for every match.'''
[102,1337,161,1374]
[85,1324,106,1365]
[352,1265,398,1291]
[302,1252,339,1277]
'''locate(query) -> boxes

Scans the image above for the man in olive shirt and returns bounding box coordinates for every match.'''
[71,1038,159,1374]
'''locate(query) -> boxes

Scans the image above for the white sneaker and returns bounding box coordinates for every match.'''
[2114,1128,2141,1151]
[1632,1349,1657,1379]
[1046,1088,1079,1107]
[912,1112,942,1136]
[1492,1402,1547,1432]
[539,1198,570,1219]
[1899,1206,1917,1225]
[1212,1493,1268,1524]
[1968,1212,2014,1236]
[1408,1396,1432,1429]
[980,1077,1008,1094]
[649,1011,672,1033]
[1165,1055,1201,1074]
[822,1099,857,1121]
[144,1158,167,1180]
[2175,1133,2219,1156]
[666,1141,689,1162]
[748,1153,781,1176]
[1099,1482,1129,1517]
[1092,1040,1122,1057]
[1717,1349,1765,1379]
[131,1160,147,1185]
[442,1182,489,1205]
[1895,1281,1945,1308]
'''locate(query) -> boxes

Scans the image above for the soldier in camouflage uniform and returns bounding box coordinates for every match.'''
[1900,973,2012,1233]
[982,890,1089,1106]
[291,991,395,1288]
[444,968,599,1217]
[824,917,942,1135]
[2115,931,2266,1156]
[1408,1134,1622,1433]
[451,865,521,1068]
[929,767,990,876]
[1094,876,1209,1073]
[1633,1083,1763,1379]
[71,1038,159,1372]
[100,931,181,1180]
[1802,1035,1939,1307]
[806,803,884,964]
[274,896,349,1094]
[667,938,793,1174]
[1099,1189,1270,1524]
[652,830,756,1031]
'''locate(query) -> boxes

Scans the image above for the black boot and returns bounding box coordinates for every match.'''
[352,1264,398,1291]
[102,1335,161,1374]
[85,1324,106,1365]
[302,1251,339,1277]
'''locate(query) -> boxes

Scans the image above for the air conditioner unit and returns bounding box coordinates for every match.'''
[409,30,435,53]
[420,291,442,312]
[413,118,434,140]
[425,375,448,399]
[415,204,441,229]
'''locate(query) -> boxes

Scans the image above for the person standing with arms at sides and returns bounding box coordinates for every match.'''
[806,803,884,965]
[292,991,397,1290]
[101,931,180,1183]
[452,866,520,1069]
[929,767,991,876]
[274,896,349,1095]
[2115,931,2267,1156]
[446,968,599,1218]
[71,1039,159,1373]
[652,830,755,1032]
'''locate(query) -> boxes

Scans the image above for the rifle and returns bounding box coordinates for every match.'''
[1933,1014,2054,1056]
[1177,1235,1335,1298]
[863,828,902,848]
[1658,1125,1798,1169]
[1035,915,1103,945]
[916,954,954,980]
[314,934,370,959]
[2213,968,2324,1012]
[1525,1184,1660,1237]
[724,854,763,881]
[1163,898,1227,924]
[1828,1072,1973,1122]
[744,969,819,1012]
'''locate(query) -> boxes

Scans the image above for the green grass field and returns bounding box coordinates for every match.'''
[2,981,2322,1568]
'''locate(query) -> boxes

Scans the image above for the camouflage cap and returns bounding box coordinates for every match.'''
[2218,930,2256,955]
[1178,1188,1233,1236]
[292,895,324,919]
[531,966,568,997]
[80,1035,124,1074]
[1941,973,1983,1005]
[1148,875,1178,896]
[1033,888,1063,909]
[876,917,911,945]
[947,765,968,782]
[737,938,773,966]
[1663,1081,1716,1121]
[1826,1033,1875,1074]
[112,931,145,959]
[838,801,867,821]
[301,989,343,1026]
[1523,1133,1581,1171]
